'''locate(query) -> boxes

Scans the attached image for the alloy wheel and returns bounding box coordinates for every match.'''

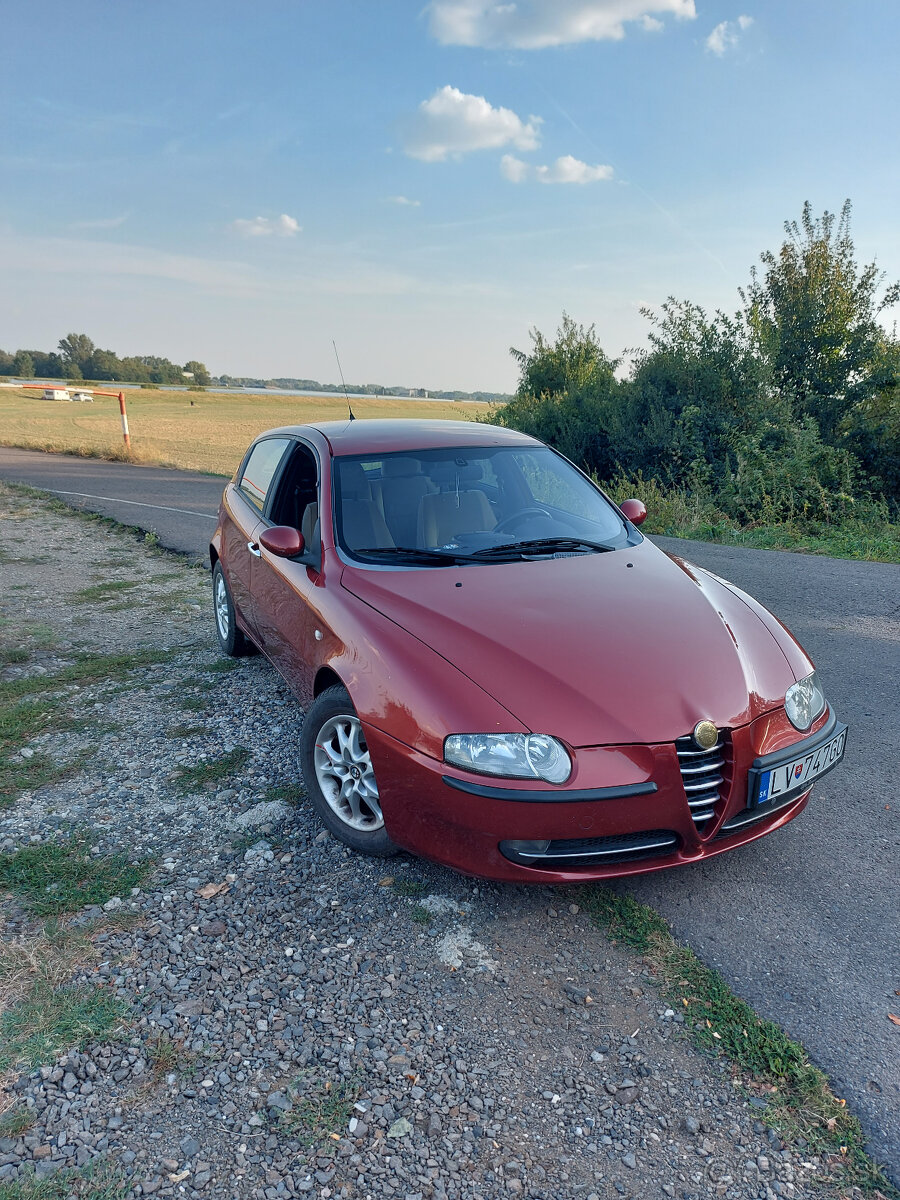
[313,714,383,831]
[214,572,230,639]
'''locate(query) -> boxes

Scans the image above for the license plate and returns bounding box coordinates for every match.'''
[753,726,847,807]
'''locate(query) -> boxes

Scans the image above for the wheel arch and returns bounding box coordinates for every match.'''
[313,665,345,698]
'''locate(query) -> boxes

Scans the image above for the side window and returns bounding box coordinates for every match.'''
[269,443,319,529]
[239,439,290,514]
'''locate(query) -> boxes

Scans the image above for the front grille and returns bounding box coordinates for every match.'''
[499,830,679,870]
[676,732,730,832]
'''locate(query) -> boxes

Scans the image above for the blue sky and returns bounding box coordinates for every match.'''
[2,1,899,392]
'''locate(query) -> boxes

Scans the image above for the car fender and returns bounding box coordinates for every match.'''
[318,579,529,763]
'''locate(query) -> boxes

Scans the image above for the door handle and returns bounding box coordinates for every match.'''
[247,541,261,557]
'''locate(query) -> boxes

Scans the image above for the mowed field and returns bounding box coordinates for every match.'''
[0,386,491,476]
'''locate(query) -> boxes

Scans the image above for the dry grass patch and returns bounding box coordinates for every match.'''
[0,919,128,1076]
[0,386,488,475]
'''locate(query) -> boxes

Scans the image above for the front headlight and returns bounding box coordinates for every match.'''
[444,733,572,784]
[784,671,826,731]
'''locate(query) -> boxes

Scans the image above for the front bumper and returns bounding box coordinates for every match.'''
[364,706,841,884]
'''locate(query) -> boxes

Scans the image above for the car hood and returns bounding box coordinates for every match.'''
[340,540,805,746]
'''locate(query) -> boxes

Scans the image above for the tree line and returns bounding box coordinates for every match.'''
[0,333,211,387]
[485,201,900,523]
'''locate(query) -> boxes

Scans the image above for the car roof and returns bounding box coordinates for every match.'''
[259,418,540,455]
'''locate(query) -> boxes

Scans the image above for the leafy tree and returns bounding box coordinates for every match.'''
[57,333,95,374]
[614,300,770,487]
[0,350,13,376]
[85,348,121,381]
[488,314,619,473]
[183,360,211,386]
[510,312,616,399]
[741,200,900,441]
[13,351,34,378]
[844,334,900,501]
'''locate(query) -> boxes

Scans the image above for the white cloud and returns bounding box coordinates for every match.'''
[428,0,696,48]
[501,153,614,184]
[69,214,129,231]
[386,195,421,206]
[231,213,301,238]
[404,85,541,162]
[705,14,753,55]
[641,14,664,31]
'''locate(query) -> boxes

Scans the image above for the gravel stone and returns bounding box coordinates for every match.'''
[0,485,844,1199]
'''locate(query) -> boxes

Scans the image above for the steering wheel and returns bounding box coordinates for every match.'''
[493,507,553,534]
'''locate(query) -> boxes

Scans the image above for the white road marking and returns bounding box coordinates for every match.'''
[45,489,217,520]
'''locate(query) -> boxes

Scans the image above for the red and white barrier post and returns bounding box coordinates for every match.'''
[118,391,130,449]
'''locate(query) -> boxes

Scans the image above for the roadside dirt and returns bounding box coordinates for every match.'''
[0,484,872,1200]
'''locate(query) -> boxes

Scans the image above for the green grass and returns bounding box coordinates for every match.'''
[0,694,90,803]
[577,885,899,1198]
[411,904,433,925]
[0,648,176,704]
[145,1030,190,1077]
[265,782,305,806]
[205,659,242,673]
[174,746,250,793]
[0,1158,129,1199]
[279,1072,361,1149]
[167,723,208,739]
[391,877,428,898]
[0,978,128,1073]
[0,647,29,666]
[0,1106,36,1137]
[0,835,151,916]
[70,581,138,604]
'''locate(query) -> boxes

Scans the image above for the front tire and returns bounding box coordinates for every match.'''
[212,561,256,657]
[300,686,397,856]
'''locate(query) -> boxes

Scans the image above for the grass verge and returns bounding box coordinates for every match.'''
[605,475,900,564]
[577,886,898,1198]
[0,834,151,916]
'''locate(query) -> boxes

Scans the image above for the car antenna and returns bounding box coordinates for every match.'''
[332,340,355,421]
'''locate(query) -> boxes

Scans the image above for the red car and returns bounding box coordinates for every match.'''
[210,419,847,883]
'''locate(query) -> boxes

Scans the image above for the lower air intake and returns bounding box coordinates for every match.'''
[500,830,679,870]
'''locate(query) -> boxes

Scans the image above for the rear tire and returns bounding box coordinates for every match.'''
[212,561,256,657]
[301,686,397,856]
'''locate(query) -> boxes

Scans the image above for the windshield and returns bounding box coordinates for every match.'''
[333,445,633,565]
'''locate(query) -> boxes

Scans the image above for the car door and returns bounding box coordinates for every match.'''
[250,439,326,705]
[222,437,292,641]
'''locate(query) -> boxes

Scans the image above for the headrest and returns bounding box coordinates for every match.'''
[382,456,422,479]
[339,461,370,499]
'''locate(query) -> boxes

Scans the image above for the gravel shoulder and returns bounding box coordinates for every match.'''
[0,484,884,1200]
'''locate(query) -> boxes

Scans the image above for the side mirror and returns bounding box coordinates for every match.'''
[619,498,647,526]
[260,525,305,557]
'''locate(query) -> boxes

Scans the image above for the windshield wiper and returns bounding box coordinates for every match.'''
[352,545,474,565]
[470,537,617,560]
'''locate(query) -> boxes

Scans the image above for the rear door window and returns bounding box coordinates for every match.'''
[239,438,290,513]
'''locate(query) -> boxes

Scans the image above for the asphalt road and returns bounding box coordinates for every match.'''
[1,446,898,1178]
[0,447,224,559]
